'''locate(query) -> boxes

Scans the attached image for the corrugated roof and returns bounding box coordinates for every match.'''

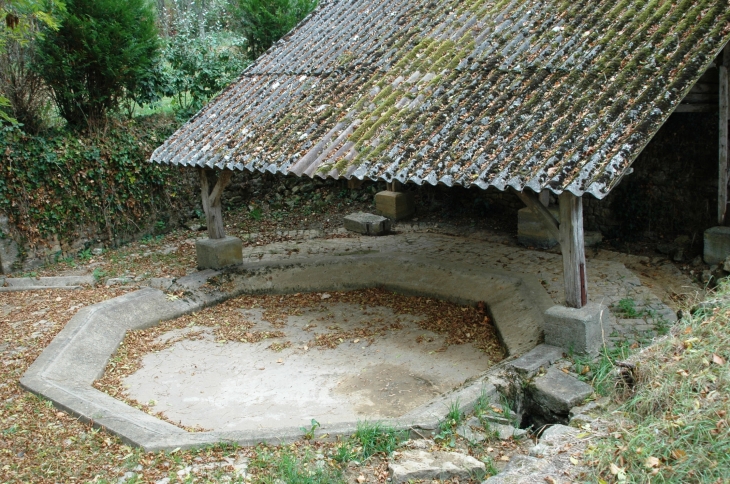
[151,0,730,199]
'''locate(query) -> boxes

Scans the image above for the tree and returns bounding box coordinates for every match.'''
[0,0,64,125]
[35,0,159,128]
[231,0,317,59]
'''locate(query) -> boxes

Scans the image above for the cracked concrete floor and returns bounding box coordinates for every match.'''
[124,302,496,432]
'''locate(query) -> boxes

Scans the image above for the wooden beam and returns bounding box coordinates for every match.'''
[199,167,233,240]
[675,104,718,113]
[720,44,730,225]
[538,189,550,207]
[514,189,561,241]
[559,192,587,308]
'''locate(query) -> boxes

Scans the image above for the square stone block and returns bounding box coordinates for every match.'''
[375,190,415,220]
[343,212,391,235]
[704,226,730,265]
[196,236,243,270]
[517,206,561,249]
[531,367,594,415]
[544,303,608,355]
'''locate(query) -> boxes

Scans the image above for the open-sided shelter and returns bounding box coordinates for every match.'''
[151,0,730,313]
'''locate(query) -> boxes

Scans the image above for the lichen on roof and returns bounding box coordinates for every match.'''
[151,0,730,199]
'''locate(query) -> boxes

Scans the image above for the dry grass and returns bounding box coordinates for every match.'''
[590,282,730,483]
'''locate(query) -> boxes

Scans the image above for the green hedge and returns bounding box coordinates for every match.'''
[0,116,192,247]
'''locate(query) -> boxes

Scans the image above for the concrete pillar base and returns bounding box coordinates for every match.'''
[375,190,415,220]
[517,206,561,249]
[704,226,730,264]
[543,303,608,355]
[196,236,243,270]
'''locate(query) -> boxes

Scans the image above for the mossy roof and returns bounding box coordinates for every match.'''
[151,0,730,199]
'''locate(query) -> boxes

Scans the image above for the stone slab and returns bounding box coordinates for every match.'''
[389,450,485,483]
[375,190,415,220]
[704,226,730,264]
[507,344,564,377]
[539,423,579,444]
[530,368,593,416]
[584,231,603,247]
[543,303,607,355]
[0,285,83,292]
[343,212,391,235]
[517,206,560,249]
[456,416,527,443]
[196,236,242,270]
[3,275,96,289]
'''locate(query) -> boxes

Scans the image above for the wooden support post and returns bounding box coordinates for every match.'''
[199,167,233,240]
[539,189,550,207]
[559,192,587,308]
[719,44,730,225]
[387,180,402,192]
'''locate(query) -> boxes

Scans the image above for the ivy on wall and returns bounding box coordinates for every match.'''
[0,116,193,248]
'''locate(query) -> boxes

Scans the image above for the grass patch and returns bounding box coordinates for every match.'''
[250,446,345,484]
[572,342,632,396]
[351,421,407,460]
[591,281,730,483]
[616,297,641,318]
[331,421,407,465]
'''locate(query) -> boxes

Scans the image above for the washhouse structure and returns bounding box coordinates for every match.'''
[151,0,730,311]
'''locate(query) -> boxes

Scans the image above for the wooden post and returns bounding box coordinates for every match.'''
[719,44,730,225]
[559,192,587,308]
[199,167,233,240]
[388,180,402,192]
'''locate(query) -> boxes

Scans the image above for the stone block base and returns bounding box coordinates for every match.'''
[343,212,391,235]
[196,236,243,270]
[704,226,730,264]
[543,303,607,355]
[517,206,560,249]
[375,190,415,220]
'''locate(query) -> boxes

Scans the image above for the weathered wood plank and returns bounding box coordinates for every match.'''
[675,104,718,113]
[559,192,587,308]
[688,82,719,94]
[719,44,729,225]
[699,65,720,85]
[682,93,719,103]
[199,168,233,240]
[514,189,561,242]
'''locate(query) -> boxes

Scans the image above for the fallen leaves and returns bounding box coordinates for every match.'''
[712,353,725,365]
[609,462,627,481]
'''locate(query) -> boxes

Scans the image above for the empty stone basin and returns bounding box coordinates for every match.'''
[121,295,502,432]
[22,253,554,451]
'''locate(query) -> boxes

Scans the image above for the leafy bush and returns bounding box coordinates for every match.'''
[231,0,318,58]
[162,30,249,119]
[0,115,193,246]
[35,0,160,128]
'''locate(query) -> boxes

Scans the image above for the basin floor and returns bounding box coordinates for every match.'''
[124,301,496,432]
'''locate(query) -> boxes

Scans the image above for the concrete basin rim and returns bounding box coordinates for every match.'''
[21,253,549,451]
